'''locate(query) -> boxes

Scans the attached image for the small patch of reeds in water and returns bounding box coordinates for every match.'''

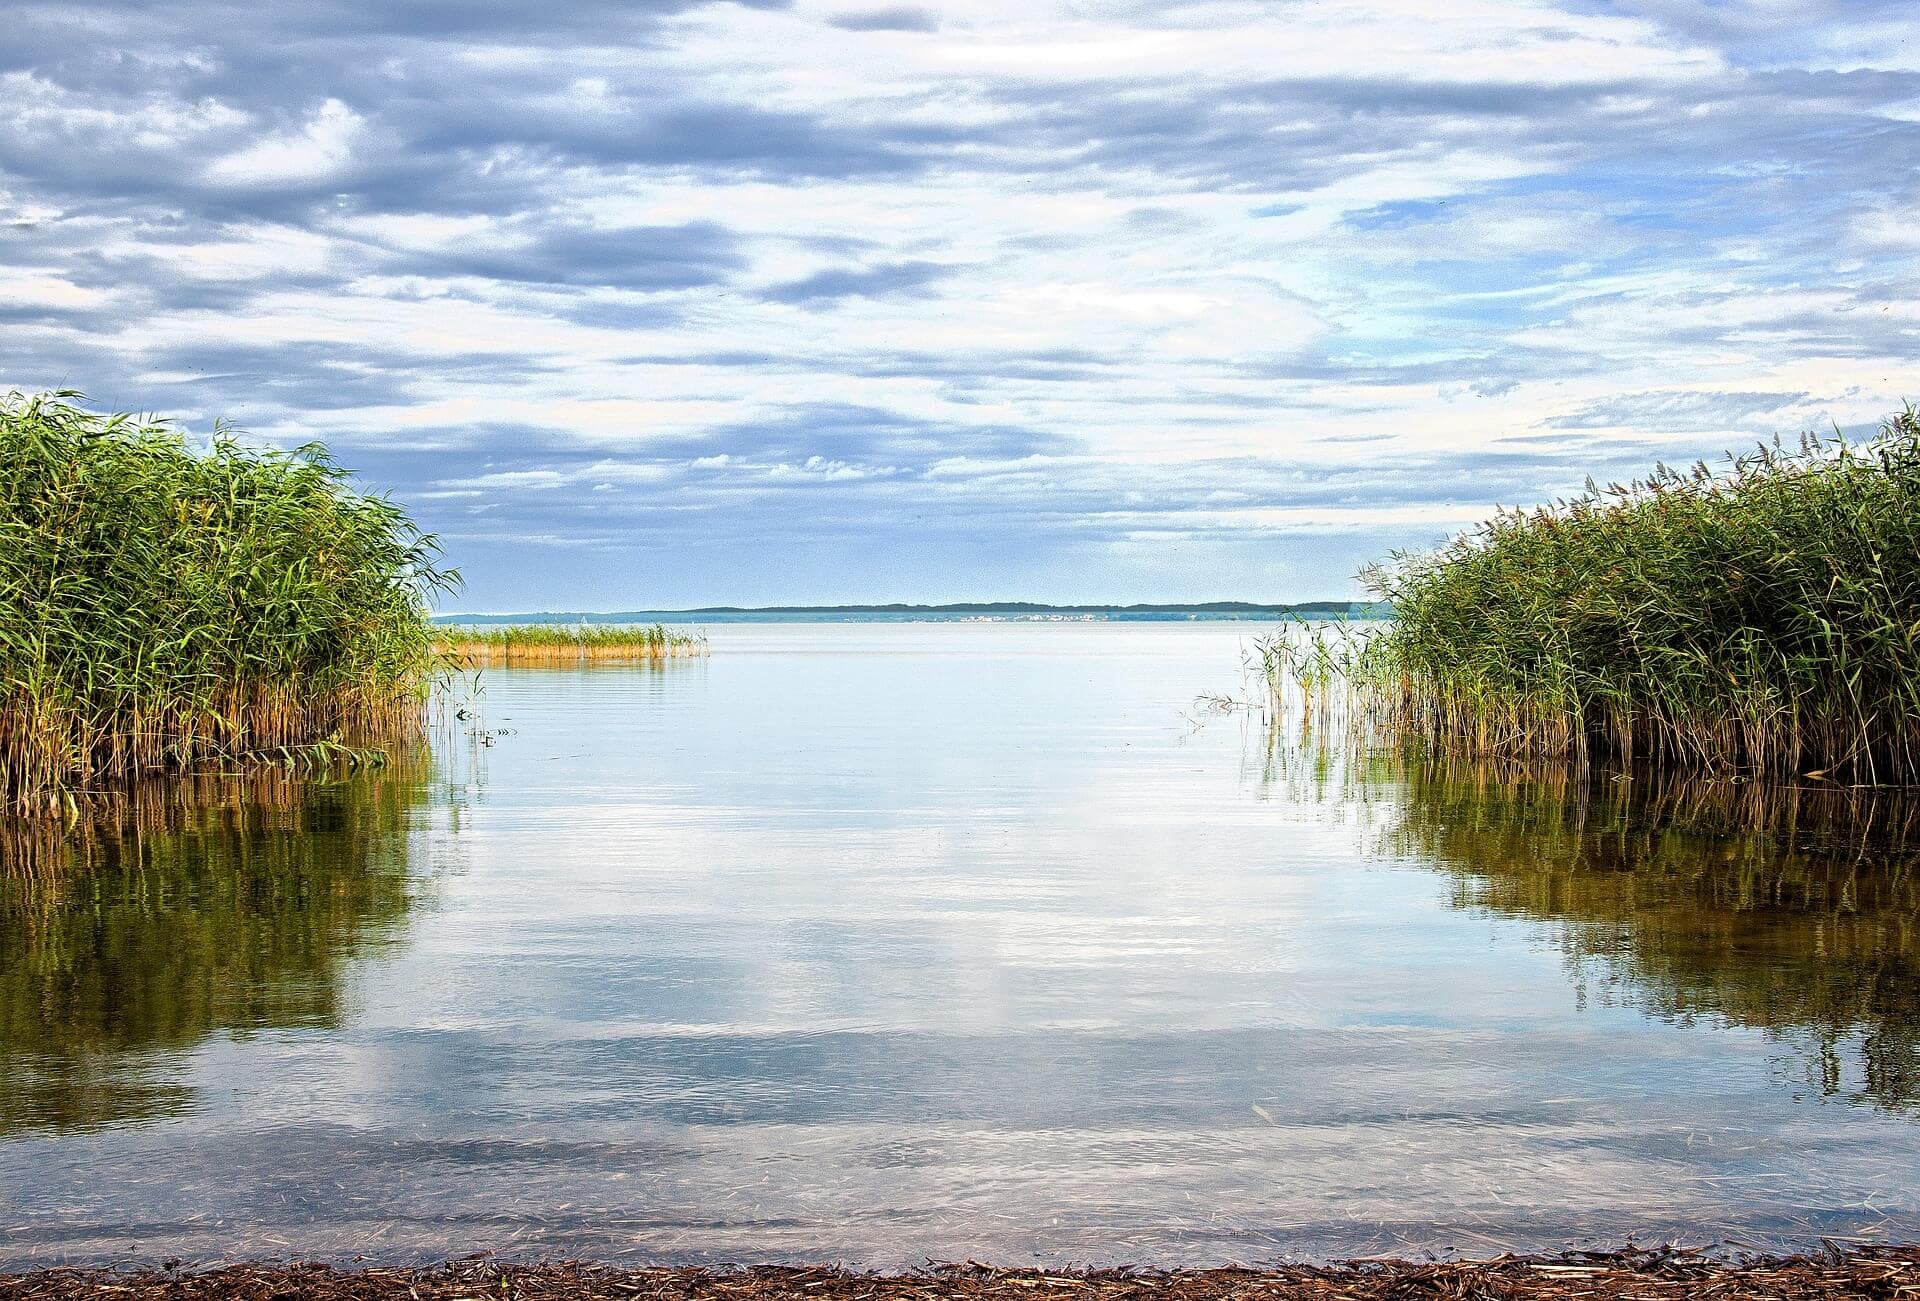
[436,622,708,664]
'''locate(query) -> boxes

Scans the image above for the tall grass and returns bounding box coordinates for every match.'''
[1265,408,1920,782]
[438,622,706,664]
[0,391,456,815]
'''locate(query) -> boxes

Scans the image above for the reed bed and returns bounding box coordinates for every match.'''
[0,391,455,815]
[437,622,707,664]
[1262,408,1920,782]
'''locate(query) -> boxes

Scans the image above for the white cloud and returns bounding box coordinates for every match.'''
[204,98,365,187]
[0,269,109,309]
[2,0,1916,604]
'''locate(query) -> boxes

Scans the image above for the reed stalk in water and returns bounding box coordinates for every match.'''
[437,623,707,664]
[0,391,456,815]
[1261,408,1920,782]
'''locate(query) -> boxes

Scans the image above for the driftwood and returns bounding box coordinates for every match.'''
[8,1251,1920,1301]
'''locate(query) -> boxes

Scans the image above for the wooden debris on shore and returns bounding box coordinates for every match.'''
[7,1250,1920,1301]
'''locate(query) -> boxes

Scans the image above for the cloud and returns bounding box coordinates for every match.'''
[1,0,1916,606]
[826,7,940,33]
[204,98,365,187]
[761,260,953,306]
[1545,389,1817,433]
[408,219,745,291]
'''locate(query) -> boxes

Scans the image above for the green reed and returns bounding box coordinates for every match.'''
[437,622,707,663]
[0,391,457,815]
[1263,407,1920,782]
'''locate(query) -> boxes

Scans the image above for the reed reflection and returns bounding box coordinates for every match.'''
[1417,766,1918,1110]
[0,754,440,1133]
[1255,713,1920,1112]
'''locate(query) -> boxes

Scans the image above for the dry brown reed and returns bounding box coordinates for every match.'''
[437,622,707,665]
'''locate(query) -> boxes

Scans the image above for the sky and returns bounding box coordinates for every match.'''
[3,1,1917,611]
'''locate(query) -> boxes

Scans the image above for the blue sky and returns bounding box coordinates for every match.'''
[3,0,1916,610]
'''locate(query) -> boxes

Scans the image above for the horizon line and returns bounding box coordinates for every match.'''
[432,599,1386,619]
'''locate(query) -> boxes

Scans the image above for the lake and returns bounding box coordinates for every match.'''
[3,621,1918,1266]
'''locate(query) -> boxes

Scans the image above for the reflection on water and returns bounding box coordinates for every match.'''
[0,756,441,1133]
[1385,759,1920,1112]
[2,624,1920,1265]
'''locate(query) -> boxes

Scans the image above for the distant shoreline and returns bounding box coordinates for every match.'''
[433,601,1390,624]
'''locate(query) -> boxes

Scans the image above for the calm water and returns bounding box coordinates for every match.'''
[4,622,1919,1266]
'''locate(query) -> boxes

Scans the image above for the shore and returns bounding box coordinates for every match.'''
[6,1252,1920,1301]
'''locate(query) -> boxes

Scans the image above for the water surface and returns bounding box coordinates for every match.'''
[3,622,1918,1265]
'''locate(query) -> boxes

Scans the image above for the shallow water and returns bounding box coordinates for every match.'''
[3,622,1919,1266]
